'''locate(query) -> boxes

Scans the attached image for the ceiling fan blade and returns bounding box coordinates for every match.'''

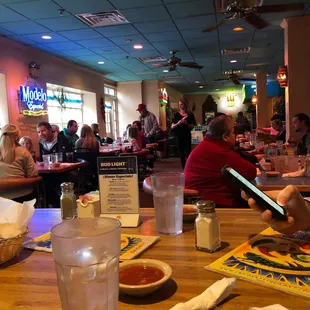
[239,78,256,82]
[213,78,229,81]
[169,66,176,72]
[152,63,170,67]
[202,18,228,32]
[254,3,304,14]
[244,12,269,29]
[179,62,203,69]
[232,78,240,85]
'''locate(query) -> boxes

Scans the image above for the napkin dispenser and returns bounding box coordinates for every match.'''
[77,195,100,218]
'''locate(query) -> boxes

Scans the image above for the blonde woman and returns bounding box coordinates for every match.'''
[171,98,196,169]
[91,123,102,143]
[75,125,99,152]
[0,124,38,199]
[19,136,33,152]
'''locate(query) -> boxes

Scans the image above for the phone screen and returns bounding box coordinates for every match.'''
[226,167,286,216]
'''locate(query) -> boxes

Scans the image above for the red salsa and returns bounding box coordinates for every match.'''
[119,265,164,286]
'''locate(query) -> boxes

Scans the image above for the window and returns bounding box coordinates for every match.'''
[47,83,83,131]
[104,85,118,138]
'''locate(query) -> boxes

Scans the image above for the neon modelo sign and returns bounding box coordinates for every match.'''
[19,85,48,116]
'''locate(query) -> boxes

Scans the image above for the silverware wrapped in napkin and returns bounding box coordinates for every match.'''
[170,278,236,310]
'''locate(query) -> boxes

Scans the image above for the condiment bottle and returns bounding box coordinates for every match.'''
[195,200,221,253]
[60,182,77,220]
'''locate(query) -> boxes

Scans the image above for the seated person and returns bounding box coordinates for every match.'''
[75,125,99,153]
[243,185,310,234]
[0,124,38,200]
[19,135,36,161]
[37,121,71,160]
[122,127,141,153]
[132,120,146,148]
[91,123,102,143]
[58,120,79,151]
[184,115,257,207]
[271,119,286,143]
[51,124,60,138]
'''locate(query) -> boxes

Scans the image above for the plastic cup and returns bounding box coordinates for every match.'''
[51,154,58,164]
[66,152,73,163]
[57,152,63,163]
[51,217,121,310]
[274,156,286,174]
[151,172,184,235]
[42,154,50,167]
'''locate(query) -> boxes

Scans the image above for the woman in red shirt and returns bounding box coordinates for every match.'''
[184,115,257,207]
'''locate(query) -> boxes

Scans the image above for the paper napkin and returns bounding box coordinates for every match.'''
[250,305,289,310]
[170,278,236,310]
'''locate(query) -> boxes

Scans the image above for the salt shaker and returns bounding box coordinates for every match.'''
[60,182,77,220]
[195,200,221,253]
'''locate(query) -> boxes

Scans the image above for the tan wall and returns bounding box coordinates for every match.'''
[0,36,105,155]
[282,15,310,140]
[142,80,159,120]
[117,81,142,134]
[185,92,245,124]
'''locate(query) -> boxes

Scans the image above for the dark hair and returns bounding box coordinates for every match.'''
[207,115,234,140]
[132,120,142,131]
[271,113,280,121]
[214,112,225,118]
[67,120,77,128]
[128,127,139,140]
[237,111,243,117]
[294,113,310,126]
[37,121,52,131]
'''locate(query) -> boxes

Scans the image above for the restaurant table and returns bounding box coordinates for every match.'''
[36,161,88,174]
[2,209,310,310]
[255,173,310,192]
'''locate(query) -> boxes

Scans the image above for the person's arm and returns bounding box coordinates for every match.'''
[24,150,38,178]
[242,185,310,233]
[132,139,141,152]
[226,149,257,180]
[305,132,310,153]
[186,113,196,130]
[146,114,159,137]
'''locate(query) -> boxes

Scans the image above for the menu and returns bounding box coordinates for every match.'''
[97,156,140,227]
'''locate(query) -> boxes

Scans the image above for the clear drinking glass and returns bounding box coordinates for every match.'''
[42,154,50,167]
[151,172,184,235]
[66,152,73,163]
[274,156,286,174]
[57,152,63,163]
[51,154,58,164]
[51,217,121,310]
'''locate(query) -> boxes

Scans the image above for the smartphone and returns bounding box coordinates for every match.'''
[221,165,288,221]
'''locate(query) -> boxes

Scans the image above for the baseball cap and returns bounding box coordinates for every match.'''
[136,103,146,111]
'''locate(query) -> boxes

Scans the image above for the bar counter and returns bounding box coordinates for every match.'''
[1,208,309,310]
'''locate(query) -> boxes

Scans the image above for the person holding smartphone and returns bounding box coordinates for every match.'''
[242,185,310,234]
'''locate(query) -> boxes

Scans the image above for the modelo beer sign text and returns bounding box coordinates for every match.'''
[19,84,48,116]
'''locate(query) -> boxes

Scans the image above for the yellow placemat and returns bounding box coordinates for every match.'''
[23,232,160,260]
[207,227,310,299]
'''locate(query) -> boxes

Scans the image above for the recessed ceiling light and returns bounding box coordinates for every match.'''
[133,44,143,49]
[199,85,204,89]
[98,61,105,64]
[42,35,52,40]
[163,69,169,73]
[195,81,200,84]
[230,60,237,63]
[216,88,220,91]
[233,27,244,32]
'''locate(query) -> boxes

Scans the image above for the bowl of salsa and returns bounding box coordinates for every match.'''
[119,259,172,296]
[183,204,198,222]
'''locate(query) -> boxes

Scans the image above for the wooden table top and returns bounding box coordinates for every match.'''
[255,172,310,192]
[1,208,309,310]
[36,161,87,174]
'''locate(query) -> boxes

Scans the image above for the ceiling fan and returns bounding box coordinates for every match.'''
[201,1,304,32]
[152,50,203,71]
[214,73,256,85]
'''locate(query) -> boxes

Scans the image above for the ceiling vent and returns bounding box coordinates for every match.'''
[76,10,129,28]
[162,75,183,80]
[221,47,251,55]
[137,56,166,63]
[136,71,157,75]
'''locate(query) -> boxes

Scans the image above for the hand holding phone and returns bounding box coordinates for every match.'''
[221,165,288,221]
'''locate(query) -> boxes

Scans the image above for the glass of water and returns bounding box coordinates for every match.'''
[51,217,121,310]
[42,154,50,167]
[151,172,184,235]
